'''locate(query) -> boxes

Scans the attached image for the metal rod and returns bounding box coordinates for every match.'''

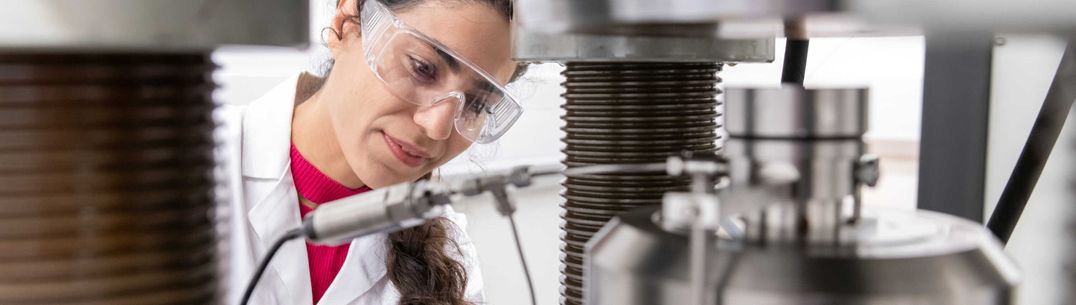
[988,41,1076,244]
[689,174,711,305]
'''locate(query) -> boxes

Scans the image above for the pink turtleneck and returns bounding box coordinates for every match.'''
[289,144,371,304]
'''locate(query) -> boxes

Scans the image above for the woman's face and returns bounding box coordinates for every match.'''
[321,0,515,189]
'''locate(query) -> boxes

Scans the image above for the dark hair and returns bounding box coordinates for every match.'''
[325,1,518,304]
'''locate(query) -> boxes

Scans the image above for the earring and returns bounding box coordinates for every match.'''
[321,26,343,45]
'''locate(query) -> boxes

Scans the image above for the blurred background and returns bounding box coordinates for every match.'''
[2,0,1070,304]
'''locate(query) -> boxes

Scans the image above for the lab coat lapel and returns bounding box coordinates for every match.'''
[242,75,313,305]
[318,234,389,305]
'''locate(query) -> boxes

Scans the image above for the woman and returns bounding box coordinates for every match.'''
[219,0,525,304]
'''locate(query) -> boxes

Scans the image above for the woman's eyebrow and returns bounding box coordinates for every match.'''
[467,79,497,96]
[434,48,461,72]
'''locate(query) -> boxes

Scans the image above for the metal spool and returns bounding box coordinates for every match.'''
[558,62,722,305]
[0,53,218,304]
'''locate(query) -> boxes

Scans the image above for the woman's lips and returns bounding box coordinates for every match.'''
[382,132,427,167]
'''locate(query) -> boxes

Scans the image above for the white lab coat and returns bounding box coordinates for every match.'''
[217,74,486,305]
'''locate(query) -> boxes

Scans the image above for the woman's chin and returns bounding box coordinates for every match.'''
[360,163,427,189]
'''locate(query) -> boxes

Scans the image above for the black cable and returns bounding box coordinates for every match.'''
[507,214,538,305]
[781,19,809,85]
[987,42,1076,245]
[782,39,809,85]
[530,164,666,179]
[240,228,304,305]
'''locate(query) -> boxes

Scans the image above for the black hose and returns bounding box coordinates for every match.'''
[987,43,1076,245]
[240,228,305,305]
[782,19,809,85]
[508,214,538,305]
[782,39,809,85]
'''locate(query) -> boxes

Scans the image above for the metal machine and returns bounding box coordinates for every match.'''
[586,87,1018,304]
[1,0,1073,304]
[0,1,307,304]
[513,1,1076,304]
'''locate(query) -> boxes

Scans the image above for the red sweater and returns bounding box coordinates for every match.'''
[289,144,371,304]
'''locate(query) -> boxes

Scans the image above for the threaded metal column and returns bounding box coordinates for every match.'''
[558,62,722,305]
[0,53,218,304]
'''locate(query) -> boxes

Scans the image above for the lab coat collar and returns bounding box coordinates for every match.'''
[241,74,299,179]
[247,172,312,305]
[241,73,388,304]
[242,74,311,304]
[320,234,389,305]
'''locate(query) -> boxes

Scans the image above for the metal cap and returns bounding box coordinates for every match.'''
[724,86,868,138]
[513,29,774,63]
[0,0,309,51]
[515,0,842,36]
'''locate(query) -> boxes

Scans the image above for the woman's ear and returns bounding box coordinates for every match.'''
[327,0,361,59]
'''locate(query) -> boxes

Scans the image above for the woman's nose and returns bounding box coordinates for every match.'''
[413,94,461,141]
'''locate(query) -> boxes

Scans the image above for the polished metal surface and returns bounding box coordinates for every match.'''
[724,86,869,138]
[587,207,1020,305]
[558,62,722,305]
[849,0,1076,33]
[723,139,869,244]
[721,86,870,244]
[0,53,218,304]
[0,0,309,51]
[513,29,774,63]
[721,139,863,212]
[515,0,841,36]
[517,0,1076,38]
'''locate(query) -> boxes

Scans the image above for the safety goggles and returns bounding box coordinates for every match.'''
[359,0,523,144]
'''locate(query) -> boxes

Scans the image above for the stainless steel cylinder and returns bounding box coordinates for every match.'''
[724,86,868,138]
[586,207,1019,305]
[721,86,870,244]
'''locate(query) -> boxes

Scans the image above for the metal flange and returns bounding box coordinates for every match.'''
[513,29,774,63]
[0,0,309,51]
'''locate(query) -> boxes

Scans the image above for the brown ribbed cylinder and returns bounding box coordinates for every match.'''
[558,62,722,305]
[0,53,218,304]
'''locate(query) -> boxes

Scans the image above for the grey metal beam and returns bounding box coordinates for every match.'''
[916,32,995,222]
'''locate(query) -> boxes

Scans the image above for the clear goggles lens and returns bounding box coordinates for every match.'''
[360,1,522,144]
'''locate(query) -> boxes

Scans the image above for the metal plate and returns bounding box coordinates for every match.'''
[514,29,774,62]
[0,0,309,51]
